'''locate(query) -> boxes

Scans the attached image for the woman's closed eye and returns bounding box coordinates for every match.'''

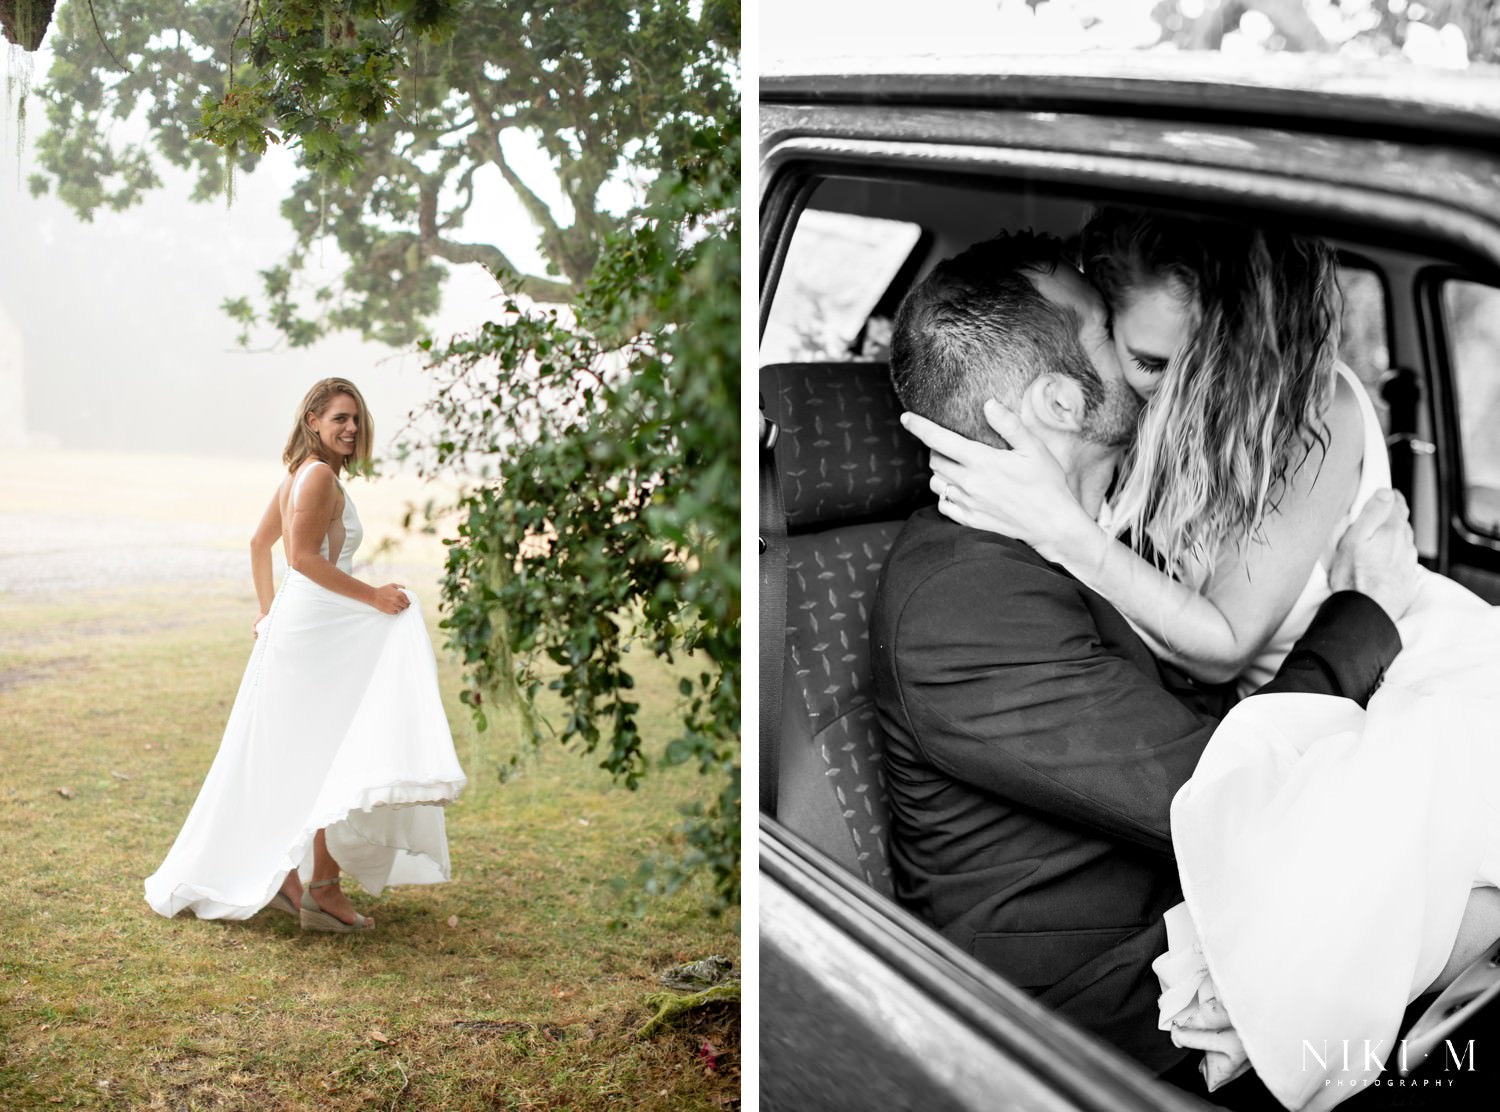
[1131,352,1169,376]
[1104,313,1167,374]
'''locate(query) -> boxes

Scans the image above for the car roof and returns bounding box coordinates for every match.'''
[762,52,1500,144]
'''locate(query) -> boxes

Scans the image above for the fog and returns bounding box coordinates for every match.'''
[0,39,576,466]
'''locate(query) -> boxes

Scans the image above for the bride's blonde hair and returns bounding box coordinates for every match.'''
[1083,209,1341,587]
[282,377,373,476]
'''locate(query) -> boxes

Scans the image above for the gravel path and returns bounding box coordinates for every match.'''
[0,513,255,596]
[0,513,437,599]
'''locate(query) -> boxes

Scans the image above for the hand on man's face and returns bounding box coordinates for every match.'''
[1329,489,1419,623]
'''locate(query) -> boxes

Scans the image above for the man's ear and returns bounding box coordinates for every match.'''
[1023,372,1087,434]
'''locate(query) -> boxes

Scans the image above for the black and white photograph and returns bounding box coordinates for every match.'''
[758,2,1500,1109]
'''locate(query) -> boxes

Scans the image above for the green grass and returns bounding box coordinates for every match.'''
[0,582,739,1109]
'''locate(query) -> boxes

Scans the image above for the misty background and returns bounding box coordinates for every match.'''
[0,35,617,599]
[0,38,591,464]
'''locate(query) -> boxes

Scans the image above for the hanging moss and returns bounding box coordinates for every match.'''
[0,0,56,52]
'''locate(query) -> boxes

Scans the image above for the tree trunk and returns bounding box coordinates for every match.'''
[0,0,56,52]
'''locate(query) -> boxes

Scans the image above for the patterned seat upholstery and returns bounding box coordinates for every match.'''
[761,361,931,898]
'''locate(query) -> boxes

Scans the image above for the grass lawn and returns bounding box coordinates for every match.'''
[0,568,739,1107]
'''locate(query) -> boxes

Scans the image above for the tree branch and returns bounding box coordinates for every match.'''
[466,80,580,281]
[394,113,476,158]
[423,236,577,302]
[418,175,440,239]
[85,0,133,73]
[402,184,580,303]
[441,165,477,231]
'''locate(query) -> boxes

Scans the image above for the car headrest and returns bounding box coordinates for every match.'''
[761,361,932,530]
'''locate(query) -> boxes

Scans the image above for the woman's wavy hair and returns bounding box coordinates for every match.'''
[282,377,373,476]
[1082,208,1342,587]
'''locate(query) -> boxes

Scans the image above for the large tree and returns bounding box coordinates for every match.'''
[29,0,738,344]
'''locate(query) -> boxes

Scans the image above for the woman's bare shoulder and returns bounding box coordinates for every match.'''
[1306,365,1366,513]
[293,459,336,486]
[1326,366,1366,462]
[288,459,340,509]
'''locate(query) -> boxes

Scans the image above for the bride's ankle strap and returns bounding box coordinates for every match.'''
[308,878,342,890]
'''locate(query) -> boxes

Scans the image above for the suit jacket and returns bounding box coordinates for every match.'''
[869,507,1401,1073]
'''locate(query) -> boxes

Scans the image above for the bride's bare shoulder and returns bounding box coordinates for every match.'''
[292,459,336,490]
[1324,366,1367,461]
[1305,366,1367,516]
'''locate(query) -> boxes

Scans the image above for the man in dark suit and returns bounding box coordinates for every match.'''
[868,232,1416,1085]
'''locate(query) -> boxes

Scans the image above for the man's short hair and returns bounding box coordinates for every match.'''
[889,232,1103,447]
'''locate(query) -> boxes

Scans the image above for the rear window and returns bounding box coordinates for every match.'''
[761,210,923,364]
[1443,279,1500,535]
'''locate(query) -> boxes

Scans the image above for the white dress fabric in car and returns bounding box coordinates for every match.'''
[1154,367,1500,1111]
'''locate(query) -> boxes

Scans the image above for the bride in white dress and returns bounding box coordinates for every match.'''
[903,210,1500,1109]
[145,378,466,932]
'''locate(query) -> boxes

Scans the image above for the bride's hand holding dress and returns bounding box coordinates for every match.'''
[370,583,412,613]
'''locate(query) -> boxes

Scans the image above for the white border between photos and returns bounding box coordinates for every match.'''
[739,0,762,1106]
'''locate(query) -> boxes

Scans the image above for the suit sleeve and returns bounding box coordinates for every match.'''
[886,556,1400,857]
[1257,590,1399,706]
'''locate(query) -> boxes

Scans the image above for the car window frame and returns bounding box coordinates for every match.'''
[1425,265,1500,577]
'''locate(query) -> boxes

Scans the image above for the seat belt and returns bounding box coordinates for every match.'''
[759,391,788,816]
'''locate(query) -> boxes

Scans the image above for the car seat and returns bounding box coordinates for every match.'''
[759,361,932,897]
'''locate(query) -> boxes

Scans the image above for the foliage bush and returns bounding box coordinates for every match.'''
[401,117,741,912]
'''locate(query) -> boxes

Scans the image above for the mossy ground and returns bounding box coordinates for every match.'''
[0,458,739,1110]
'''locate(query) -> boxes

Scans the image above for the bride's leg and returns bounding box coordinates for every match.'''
[279,867,304,908]
[1429,886,1500,992]
[309,828,374,926]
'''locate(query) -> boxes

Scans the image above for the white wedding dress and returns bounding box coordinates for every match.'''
[1154,365,1500,1110]
[145,462,467,920]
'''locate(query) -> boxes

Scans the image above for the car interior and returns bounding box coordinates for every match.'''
[760,166,1500,923]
